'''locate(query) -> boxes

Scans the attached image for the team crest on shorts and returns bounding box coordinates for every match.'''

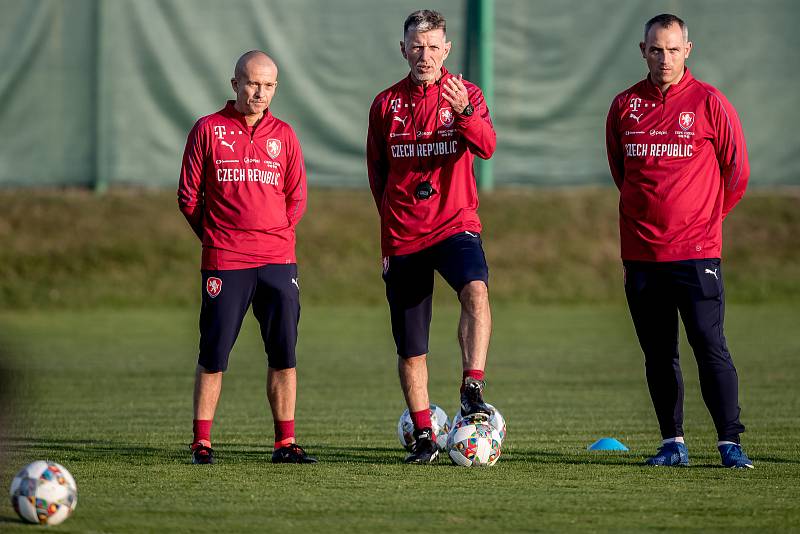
[266,138,282,159]
[206,277,222,298]
[439,108,455,127]
[678,112,695,131]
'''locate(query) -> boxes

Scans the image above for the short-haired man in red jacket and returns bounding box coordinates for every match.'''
[367,10,497,464]
[606,14,753,468]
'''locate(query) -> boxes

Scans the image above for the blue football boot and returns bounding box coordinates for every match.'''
[645,441,689,466]
[718,443,754,469]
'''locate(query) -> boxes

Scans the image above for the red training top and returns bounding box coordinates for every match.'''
[178,101,307,270]
[367,66,496,256]
[606,68,749,261]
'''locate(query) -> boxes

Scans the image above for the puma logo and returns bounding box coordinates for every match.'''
[221,140,236,152]
[629,113,643,123]
[704,268,718,280]
[291,277,299,290]
[393,116,407,127]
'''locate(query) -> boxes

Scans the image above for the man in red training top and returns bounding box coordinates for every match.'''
[606,14,753,468]
[178,50,315,464]
[367,10,497,464]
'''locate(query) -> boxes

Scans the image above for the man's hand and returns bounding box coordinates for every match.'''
[442,73,470,114]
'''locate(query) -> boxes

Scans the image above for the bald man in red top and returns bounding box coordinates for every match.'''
[179,51,315,464]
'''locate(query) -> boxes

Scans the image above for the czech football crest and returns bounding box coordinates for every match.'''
[439,108,455,127]
[266,138,282,159]
[678,112,695,131]
[206,277,222,298]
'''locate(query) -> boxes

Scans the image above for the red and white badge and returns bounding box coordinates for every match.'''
[266,138,282,159]
[439,108,455,127]
[206,277,222,298]
[678,112,695,131]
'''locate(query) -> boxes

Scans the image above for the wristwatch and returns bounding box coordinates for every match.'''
[461,103,474,117]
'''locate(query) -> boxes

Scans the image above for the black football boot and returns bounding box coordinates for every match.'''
[271,443,318,464]
[460,376,493,416]
[403,428,439,464]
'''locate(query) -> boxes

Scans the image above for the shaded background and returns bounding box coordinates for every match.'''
[0,4,798,530]
[1,0,797,188]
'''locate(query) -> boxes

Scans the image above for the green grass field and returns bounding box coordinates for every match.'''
[1,302,799,531]
[1,188,799,308]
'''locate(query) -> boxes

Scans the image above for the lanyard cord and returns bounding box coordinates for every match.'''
[407,80,443,183]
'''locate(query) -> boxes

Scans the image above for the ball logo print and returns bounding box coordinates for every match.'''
[679,112,695,131]
[9,461,78,525]
[439,108,454,127]
[206,277,222,298]
[397,404,451,451]
[266,138,282,159]
[451,403,506,442]
[446,413,502,467]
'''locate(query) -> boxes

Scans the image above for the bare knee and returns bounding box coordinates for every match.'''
[398,353,427,370]
[196,364,223,376]
[459,281,489,313]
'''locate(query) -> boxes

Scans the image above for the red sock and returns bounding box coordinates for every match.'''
[461,369,485,392]
[410,409,432,431]
[193,419,212,447]
[274,420,295,449]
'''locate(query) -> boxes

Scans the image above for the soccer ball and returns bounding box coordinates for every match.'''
[397,404,450,451]
[451,403,506,443]
[9,461,77,525]
[446,413,503,467]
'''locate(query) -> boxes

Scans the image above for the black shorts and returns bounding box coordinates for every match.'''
[198,264,300,372]
[383,231,489,358]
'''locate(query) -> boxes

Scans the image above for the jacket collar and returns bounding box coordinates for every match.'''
[220,100,273,130]
[404,66,451,97]
[643,66,695,99]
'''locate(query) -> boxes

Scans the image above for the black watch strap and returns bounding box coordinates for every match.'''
[461,103,474,117]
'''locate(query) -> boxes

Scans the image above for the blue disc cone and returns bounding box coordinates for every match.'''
[588,437,629,451]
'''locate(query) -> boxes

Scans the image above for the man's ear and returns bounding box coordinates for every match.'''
[400,41,407,59]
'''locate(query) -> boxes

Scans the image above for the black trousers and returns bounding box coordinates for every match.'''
[624,259,745,443]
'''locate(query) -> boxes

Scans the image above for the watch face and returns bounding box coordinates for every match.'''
[462,104,474,117]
